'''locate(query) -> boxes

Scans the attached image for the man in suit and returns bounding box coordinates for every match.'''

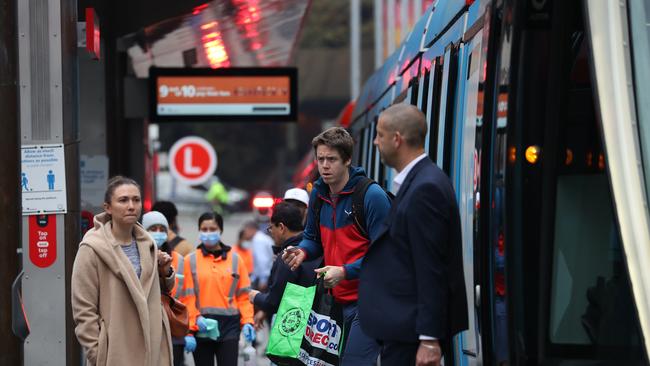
[359,104,468,366]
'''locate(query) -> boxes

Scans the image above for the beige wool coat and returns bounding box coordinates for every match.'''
[71,212,174,366]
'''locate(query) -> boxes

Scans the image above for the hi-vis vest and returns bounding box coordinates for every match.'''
[179,248,254,333]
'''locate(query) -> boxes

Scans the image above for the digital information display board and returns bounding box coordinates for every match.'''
[150,67,297,121]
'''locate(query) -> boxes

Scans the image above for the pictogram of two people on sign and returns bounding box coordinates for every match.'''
[21,170,55,191]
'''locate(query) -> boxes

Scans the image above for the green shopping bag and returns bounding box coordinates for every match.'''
[266,282,317,363]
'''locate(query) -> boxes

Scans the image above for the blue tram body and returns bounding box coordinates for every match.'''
[347,0,649,365]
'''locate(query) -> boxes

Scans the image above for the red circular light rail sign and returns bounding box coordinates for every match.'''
[168,136,217,185]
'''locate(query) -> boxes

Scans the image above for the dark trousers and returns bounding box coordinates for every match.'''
[380,341,418,366]
[172,344,185,366]
[341,302,381,366]
[193,339,239,366]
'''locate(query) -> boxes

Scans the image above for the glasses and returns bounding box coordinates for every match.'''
[266,223,281,234]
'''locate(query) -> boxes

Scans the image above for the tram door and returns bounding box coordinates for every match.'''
[450,29,485,364]
[506,0,645,363]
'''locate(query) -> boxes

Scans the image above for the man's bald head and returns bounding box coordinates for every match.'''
[379,104,427,148]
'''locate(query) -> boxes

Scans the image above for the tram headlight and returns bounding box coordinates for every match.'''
[565,148,573,166]
[525,145,541,164]
[508,146,517,164]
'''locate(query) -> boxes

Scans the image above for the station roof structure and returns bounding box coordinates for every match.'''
[116,1,311,77]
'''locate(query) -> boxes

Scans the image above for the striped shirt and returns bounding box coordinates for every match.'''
[121,240,141,278]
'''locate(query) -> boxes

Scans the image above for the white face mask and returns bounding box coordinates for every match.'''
[240,240,253,249]
[149,231,168,247]
[200,231,221,246]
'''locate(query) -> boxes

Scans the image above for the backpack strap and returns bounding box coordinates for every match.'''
[351,177,375,238]
[167,236,183,250]
[312,195,324,245]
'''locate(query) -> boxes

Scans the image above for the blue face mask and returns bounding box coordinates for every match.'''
[149,231,168,247]
[200,231,221,246]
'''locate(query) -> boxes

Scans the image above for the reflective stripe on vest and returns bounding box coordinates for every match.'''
[201,307,240,316]
[188,252,200,309]
[174,255,185,300]
[228,252,239,308]
[237,286,251,296]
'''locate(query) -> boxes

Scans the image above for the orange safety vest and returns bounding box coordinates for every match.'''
[179,247,254,334]
[232,246,254,275]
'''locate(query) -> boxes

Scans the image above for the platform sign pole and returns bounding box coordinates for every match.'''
[0,0,22,363]
[18,0,80,365]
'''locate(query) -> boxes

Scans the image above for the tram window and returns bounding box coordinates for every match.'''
[358,129,365,166]
[369,120,377,178]
[418,70,430,113]
[442,47,459,175]
[428,61,444,162]
[409,79,419,105]
[547,74,641,350]
[351,126,360,166]
[362,126,370,171]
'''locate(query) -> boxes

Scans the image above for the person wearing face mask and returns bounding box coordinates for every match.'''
[178,212,255,366]
[232,229,254,276]
[142,211,186,366]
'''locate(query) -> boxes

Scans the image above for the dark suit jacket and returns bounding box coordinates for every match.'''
[359,157,468,343]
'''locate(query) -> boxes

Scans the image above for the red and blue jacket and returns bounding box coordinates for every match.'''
[299,167,391,303]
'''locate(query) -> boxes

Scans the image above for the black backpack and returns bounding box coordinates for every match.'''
[312,177,393,239]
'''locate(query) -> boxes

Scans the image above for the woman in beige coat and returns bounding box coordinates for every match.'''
[71,176,175,366]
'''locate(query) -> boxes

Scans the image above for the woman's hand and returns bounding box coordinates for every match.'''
[157,251,172,277]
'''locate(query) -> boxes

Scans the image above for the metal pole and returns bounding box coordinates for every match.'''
[350,0,361,99]
[17,0,80,364]
[61,1,81,364]
[374,0,384,69]
[0,0,23,360]
[387,0,396,55]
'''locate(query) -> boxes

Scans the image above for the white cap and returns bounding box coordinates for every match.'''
[283,188,309,207]
[142,211,169,230]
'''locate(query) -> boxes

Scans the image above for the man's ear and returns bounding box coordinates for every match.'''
[393,131,401,147]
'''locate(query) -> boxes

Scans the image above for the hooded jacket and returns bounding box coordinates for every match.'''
[299,167,391,303]
[71,212,174,366]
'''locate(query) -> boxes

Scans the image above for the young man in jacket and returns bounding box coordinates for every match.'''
[283,127,392,366]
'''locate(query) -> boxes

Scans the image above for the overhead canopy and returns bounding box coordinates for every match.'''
[123,0,311,77]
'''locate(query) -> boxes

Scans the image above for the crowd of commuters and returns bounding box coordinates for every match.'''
[71,103,467,366]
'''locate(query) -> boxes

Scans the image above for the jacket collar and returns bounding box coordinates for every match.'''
[393,158,430,204]
[271,233,303,255]
[199,243,231,260]
[313,166,369,199]
[282,233,303,249]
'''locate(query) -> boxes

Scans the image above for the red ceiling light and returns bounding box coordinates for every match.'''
[199,20,230,68]
[193,3,209,15]
[200,21,218,30]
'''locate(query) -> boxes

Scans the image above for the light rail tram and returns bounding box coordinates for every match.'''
[348,0,650,365]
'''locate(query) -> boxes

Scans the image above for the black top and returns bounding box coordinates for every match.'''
[254,233,322,314]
